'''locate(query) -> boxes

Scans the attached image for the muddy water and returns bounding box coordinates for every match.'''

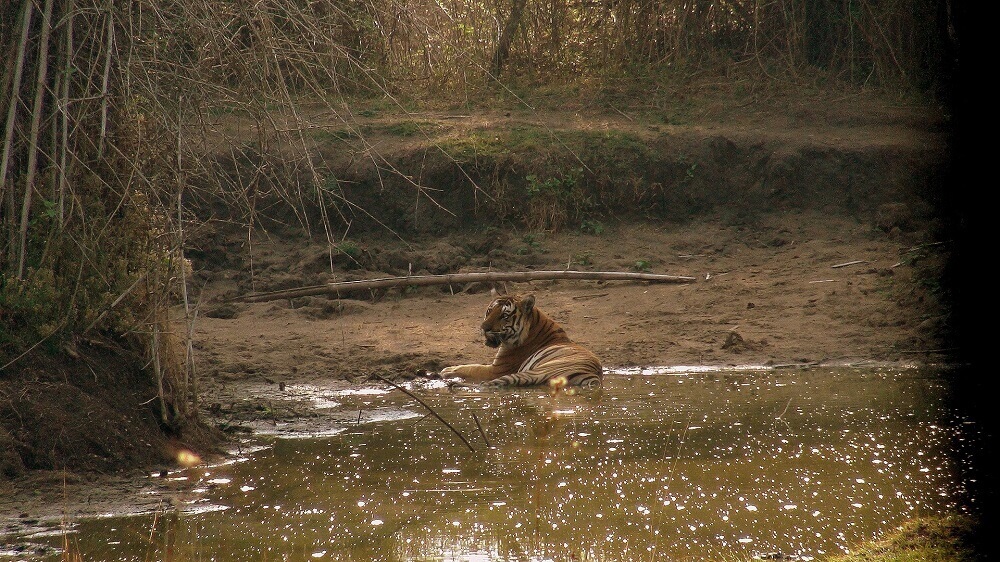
[29,366,976,561]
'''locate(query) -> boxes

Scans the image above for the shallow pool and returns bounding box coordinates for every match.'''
[22,365,980,561]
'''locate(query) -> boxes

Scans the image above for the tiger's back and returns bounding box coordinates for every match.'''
[440,293,603,389]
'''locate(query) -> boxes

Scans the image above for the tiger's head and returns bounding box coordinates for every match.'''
[481,293,536,348]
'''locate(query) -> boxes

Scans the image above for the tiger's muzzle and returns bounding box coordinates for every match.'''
[483,331,504,348]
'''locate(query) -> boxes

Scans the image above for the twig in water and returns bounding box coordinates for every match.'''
[374,374,476,452]
[471,411,492,449]
[662,414,692,494]
[775,397,793,429]
[410,412,433,427]
[775,398,792,420]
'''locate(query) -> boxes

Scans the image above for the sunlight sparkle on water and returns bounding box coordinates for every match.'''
[608,364,774,376]
[335,387,391,396]
[26,367,975,562]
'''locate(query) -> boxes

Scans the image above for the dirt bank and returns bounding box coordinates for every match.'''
[194,212,950,394]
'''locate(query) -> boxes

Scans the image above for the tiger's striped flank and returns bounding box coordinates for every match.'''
[440,293,603,389]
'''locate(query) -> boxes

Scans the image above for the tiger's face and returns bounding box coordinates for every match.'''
[481,294,535,348]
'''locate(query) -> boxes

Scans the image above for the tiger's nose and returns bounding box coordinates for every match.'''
[483,331,502,348]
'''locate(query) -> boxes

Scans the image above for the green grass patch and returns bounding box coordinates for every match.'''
[377,120,430,137]
[826,515,979,562]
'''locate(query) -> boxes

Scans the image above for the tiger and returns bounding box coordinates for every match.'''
[440,293,603,389]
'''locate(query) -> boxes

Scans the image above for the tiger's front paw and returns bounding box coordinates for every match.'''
[480,377,508,389]
[440,364,493,382]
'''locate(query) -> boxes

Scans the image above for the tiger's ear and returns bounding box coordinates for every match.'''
[519,293,535,313]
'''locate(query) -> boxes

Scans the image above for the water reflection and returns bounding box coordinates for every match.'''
[23,366,977,561]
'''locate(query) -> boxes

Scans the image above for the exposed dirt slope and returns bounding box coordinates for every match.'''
[193,211,950,408]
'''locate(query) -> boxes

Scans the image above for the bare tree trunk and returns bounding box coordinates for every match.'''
[175,101,199,417]
[97,1,114,158]
[58,0,75,226]
[16,0,55,280]
[492,0,528,78]
[1,1,33,270]
[151,319,169,425]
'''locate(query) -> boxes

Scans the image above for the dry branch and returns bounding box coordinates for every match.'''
[374,374,476,453]
[471,411,491,449]
[228,270,697,303]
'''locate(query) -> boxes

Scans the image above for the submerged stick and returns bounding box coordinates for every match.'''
[229,270,697,303]
[471,411,492,449]
[374,374,476,453]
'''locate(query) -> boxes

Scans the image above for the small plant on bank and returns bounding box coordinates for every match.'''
[525,167,585,232]
[685,161,698,182]
[515,233,543,255]
[633,259,652,272]
[580,219,605,235]
[336,241,362,258]
[677,154,698,184]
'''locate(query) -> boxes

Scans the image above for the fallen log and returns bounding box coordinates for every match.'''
[227,270,697,303]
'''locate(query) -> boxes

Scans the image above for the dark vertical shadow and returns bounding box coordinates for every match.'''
[940,2,992,559]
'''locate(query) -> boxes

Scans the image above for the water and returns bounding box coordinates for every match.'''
[15,365,979,561]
